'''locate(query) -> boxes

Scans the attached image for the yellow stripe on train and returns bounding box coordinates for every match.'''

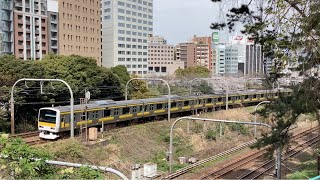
[99,117,114,122]
[39,122,55,128]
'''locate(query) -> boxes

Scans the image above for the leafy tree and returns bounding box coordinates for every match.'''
[111,65,131,86]
[175,66,210,79]
[192,80,213,94]
[0,108,9,132]
[211,0,320,160]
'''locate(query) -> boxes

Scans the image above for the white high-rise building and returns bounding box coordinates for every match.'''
[101,0,153,75]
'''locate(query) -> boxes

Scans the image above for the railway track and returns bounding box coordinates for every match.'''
[9,131,47,146]
[163,126,317,180]
[238,135,319,179]
[198,126,318,180]
[10,131,40,138]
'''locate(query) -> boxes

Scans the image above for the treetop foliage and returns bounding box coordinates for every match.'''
[211,0,320,153]
[175,66,210,79]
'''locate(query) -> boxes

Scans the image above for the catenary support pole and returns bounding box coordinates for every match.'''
[10,78,75,138]
[125,78,171,121]
[168,117,272,173]
[254,101,270,138]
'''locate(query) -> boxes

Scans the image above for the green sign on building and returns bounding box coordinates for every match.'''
[212,32,219,43]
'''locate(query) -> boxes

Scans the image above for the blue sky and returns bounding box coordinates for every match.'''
[153,0,243,45]
[153,0,221,45]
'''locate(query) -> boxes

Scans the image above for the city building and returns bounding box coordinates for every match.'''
[1,0,14,55]
[147,35,184,77]
[215,44,226,74]
[47,0,58,54]
[13,0,48,60]
[192,35,212,70]
[101,0,153,75]
[225,45,239,75]
[58,0,101,65]
[175,42,196,68]
[175,35,214,72]
[230,36,265,77]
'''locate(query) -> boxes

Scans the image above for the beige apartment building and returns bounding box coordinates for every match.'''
[57,0,101,65]
[176,35,214,72]
[148,35,184,77]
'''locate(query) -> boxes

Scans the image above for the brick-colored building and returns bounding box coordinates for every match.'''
[175,35,214,72]
[13,0,48,60]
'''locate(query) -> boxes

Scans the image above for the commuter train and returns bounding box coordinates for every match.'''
[38,89,291,139]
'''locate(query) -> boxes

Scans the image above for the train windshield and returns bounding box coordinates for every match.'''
[39,109,57,123]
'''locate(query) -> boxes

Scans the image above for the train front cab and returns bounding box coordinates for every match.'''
[38,108,60,139]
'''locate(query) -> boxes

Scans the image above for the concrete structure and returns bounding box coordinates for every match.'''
[147,35,184,77]
[13,0,48,60]
[102,0,153,75]
[47,0,58,54]
[58,0,101,65]
[1,0,14,55]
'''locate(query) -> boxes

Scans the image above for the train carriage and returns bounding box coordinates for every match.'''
[38,89,292,139]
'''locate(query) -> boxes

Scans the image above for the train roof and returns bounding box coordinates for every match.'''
[44,89,291,112]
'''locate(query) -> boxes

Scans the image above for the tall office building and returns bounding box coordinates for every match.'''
[230,36,264,77]
[13,0,48,60]
[58,0,101,65]
[102,0,153,75]
[225,45,239,75]
[1,0,14,55]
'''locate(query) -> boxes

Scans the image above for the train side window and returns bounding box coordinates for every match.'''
[228,97,232,101]
[133,106,137,113]
[150,104,154,110]
[171,102,177,108]
[207,98,212,103]
[253,95,257,98]
[218,98,222,102]
[245,95,249,99]
[61,115,65,122]
[104,110,111,117]
[123,107,130,114]
[164,104,168,109]
[184,101,189,106]
[139,106,143,112]
[114,108,119,116]
[157,104,163,109]
[81,112,86,120]
[144,105,148,111]
[93,111,98,119]
[261,94,264,98]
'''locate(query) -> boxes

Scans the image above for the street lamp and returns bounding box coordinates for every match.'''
[125,78,171,121]
[254,101,270,138]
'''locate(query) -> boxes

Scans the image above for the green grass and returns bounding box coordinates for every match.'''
[286,160,317,179]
